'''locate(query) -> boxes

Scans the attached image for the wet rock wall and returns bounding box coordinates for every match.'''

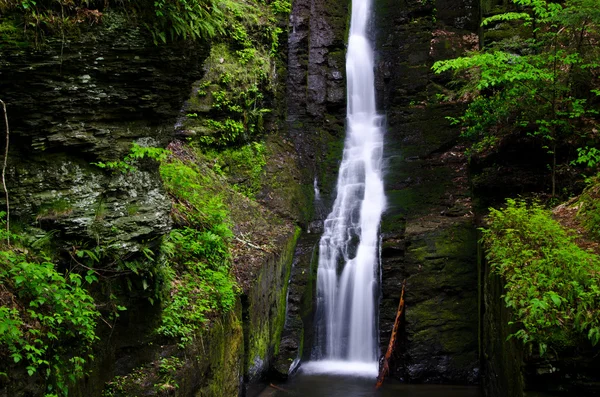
[0,10,302,397]
[373,0,481,384]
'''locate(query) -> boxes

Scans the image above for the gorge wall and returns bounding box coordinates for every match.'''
[0,7,304,396]
[373,0,481,383]
[4,0,596,396]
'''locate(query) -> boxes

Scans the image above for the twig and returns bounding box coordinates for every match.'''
[234,235,268,252]
[376,279,406,389]
[0,99,10,245]
[98,315,114,329]
[269,383,289,393]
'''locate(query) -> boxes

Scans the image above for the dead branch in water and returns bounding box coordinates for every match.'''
[376,279,406,389]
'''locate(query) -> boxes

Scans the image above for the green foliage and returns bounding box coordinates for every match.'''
[574,146,600,168]
[154,356,182,392]
[269,0,290,15]
[576,176,600,239]
[157,228,237,346]
[432,0,600,192]
[92,143,168,173]
[35,198,73,221]
[204,118,246,145]
[206,141,267,198]
[0,216,99,396]
[157,155,238,346]
[149,0,225,44]
[0,0,103,45]
[180,0,285,147]
[0,0,232,44]
[189,42,273,147]
[482,199,600,354]
[159,157,229,229]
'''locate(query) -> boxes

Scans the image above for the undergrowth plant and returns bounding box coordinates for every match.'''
[157,153,238,346]
[482,199,600,355]
[0,214,100,396]
[206,141,267,198]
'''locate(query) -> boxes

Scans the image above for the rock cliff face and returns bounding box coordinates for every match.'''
[286,0,348,208]
[1,13,204,252]
[0,10,302,397]
[273,0,350,375]
[373,0,480,384]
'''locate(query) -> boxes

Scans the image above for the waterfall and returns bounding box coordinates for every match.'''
[304,0,385,377]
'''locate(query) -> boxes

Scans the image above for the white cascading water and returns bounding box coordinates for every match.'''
[303,0,385,377]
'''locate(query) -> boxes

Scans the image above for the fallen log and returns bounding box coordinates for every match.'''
[375,279,406,389]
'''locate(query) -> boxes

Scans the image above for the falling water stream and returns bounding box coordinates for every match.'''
[303,0,385,377]
[264,0,482,395]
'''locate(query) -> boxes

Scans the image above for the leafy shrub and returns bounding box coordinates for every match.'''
[157,228,237,345]
[157,156,238,346]
[93,143,167,173]
[482,199,600,354]
[149,0,225,43]
[0,0,230,44]
[159,157,229,229]
[0,219,99,396]
[432,0,600,195]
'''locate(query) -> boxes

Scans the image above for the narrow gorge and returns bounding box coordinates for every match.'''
[1,0,600,396]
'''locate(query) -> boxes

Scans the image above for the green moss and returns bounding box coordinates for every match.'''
[0,19,30,48]
[205,306,244,396]
[273,227,301,355]
[180,0,285,147]
[244,227,300,377]
[35,198,73,220]
[261,133,313,224]
[205,141,267,199]
[577,178,600,239]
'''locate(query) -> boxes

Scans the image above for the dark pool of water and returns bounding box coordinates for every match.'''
[259,373,482,397]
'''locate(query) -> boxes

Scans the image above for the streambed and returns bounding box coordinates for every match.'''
[260,371,481,397]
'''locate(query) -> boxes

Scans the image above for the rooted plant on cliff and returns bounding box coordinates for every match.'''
[157,151,238,345]
[482,199,600,355]
[0,215,100,396]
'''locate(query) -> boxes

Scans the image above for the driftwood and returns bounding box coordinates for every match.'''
[375,279,406,389]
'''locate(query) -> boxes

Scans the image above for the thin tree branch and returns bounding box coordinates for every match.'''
[0,99,10,245]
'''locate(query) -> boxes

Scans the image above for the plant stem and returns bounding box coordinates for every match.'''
[0,99,10,244]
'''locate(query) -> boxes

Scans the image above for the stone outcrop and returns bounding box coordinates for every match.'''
[373,0,480,384]
[271,233,319,378]
[286,0,348,207]
[272,0,351,376]
[1,13,206,252]
[0,10,302,397]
